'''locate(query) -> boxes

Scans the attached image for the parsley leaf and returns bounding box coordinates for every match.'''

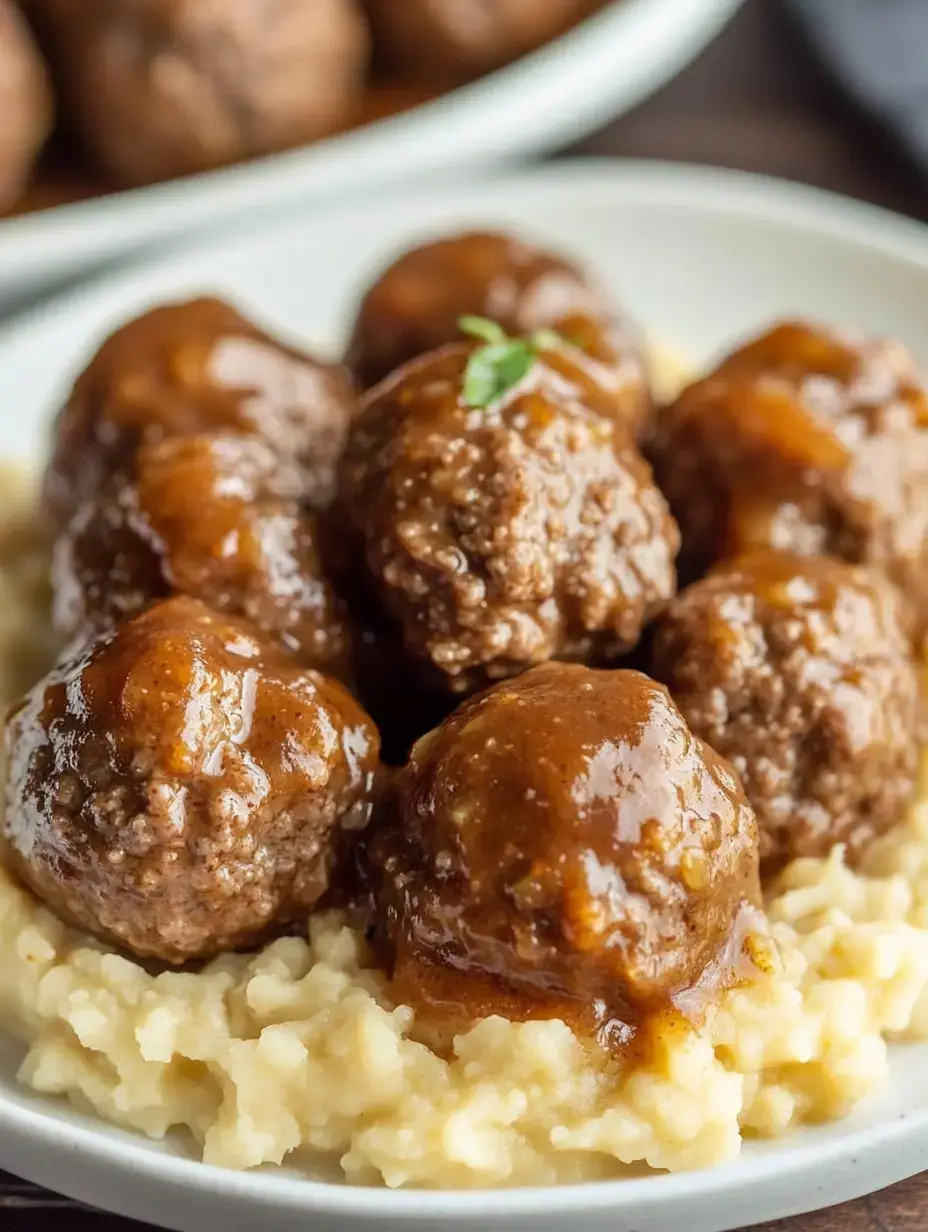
[458,316,565,410]
[458,315,508,346]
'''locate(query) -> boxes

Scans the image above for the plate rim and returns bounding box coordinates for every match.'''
[1,158,928,1221]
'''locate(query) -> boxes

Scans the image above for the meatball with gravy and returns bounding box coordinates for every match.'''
[42,0,369,186]
[650,321,928,639]
[652,550,919,871]
[3,596,380,964]
[372,662,762,1047]
[44,298,356,526]
[0,0,53,209]
[339,342,678,692]
[365,0,596,84]
[53,433,352,677]
[346,230,650,437]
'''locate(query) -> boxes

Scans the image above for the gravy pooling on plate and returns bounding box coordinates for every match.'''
[0,226,926,1186]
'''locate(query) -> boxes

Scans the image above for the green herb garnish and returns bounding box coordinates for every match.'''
[459,315,565,409]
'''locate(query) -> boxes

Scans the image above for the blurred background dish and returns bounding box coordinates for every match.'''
[0,0,743,310]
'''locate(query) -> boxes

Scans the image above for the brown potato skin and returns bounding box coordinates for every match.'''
[53,433,352,678]
[649,321,928,642]
[44,298,357,527]
[339,343,678,693]
[41,0,369,186]
[0,0,53,209]
[652,550,920,872]
[4,596,381,965]
[346,230,651,437]
[370,663,761,1047]
[364,0,598,84]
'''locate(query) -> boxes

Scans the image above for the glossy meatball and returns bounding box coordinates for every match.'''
[42,0,369,187]
[339,343,679,693]
[372,663,762,1046]
[0,0,53,208]
[4,596,380,963]
[650,321,928,637]
[365,0,597,83]
[44,298,356,527]
[652,550,919,871]
[346,230,650,436]
[53,433,351,677]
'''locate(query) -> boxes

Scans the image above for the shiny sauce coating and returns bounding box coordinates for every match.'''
[650,321,928,641]
[44,297,357,525]
[3,596,380,964]
[653,549,920,871]
[53,432,352,678]
[345,230,651,437]
[340,344,678,693]
[370,663,763,1052]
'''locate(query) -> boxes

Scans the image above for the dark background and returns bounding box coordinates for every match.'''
[3,0,926,1228]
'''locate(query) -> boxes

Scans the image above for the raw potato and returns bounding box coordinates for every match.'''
[365,0,598,83]
[0,0,53,208]
[45,0,370,186]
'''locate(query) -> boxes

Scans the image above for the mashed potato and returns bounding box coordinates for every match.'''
[1,387,927,1189]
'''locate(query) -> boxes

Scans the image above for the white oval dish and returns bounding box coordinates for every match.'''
[1,160,928,1232]
[0,0,744,311]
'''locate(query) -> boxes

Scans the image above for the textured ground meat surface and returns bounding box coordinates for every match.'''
[3,596,380,964]
[53,432,351,678]
[652,549,920,871]
[339,343,678,692]
[370,662,762,1047]
[650,321,928,642]
[346,229,650,437]
[44,297,357,527]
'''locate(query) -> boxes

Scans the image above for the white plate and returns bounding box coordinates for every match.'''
[0,0,744,311]
[1,160,928,1232]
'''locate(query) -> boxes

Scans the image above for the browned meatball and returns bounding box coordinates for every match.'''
[40,0,368,187]
[652,550,919,872]
[44,298,356,527]
[371,662,762,1046]
[365,0,597,83]
[650,321,928,638]
[339,343,679,693]
[3,596,380,964]
[0,0,53,208]
[53,433,351,677]
[346,230,650,436]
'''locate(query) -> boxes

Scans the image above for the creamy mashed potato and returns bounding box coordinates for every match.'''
[1,353,927,1188]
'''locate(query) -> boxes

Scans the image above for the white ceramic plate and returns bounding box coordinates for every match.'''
[0,0,744,311]
[1,160,928,1232]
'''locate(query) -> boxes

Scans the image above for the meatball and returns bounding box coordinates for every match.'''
[44,298,356,527]
[346,230,650,436]
[365,0,596,84]
[41,0,369,187]
[371,662,762,1045]
[650,321,928,637]
[4,596,380,963]
[0,0,53,209]
[339,343,678,693]
[53,433,351,677]
[652,550,919,871]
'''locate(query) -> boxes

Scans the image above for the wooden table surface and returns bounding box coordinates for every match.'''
[3,0,927,1229]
